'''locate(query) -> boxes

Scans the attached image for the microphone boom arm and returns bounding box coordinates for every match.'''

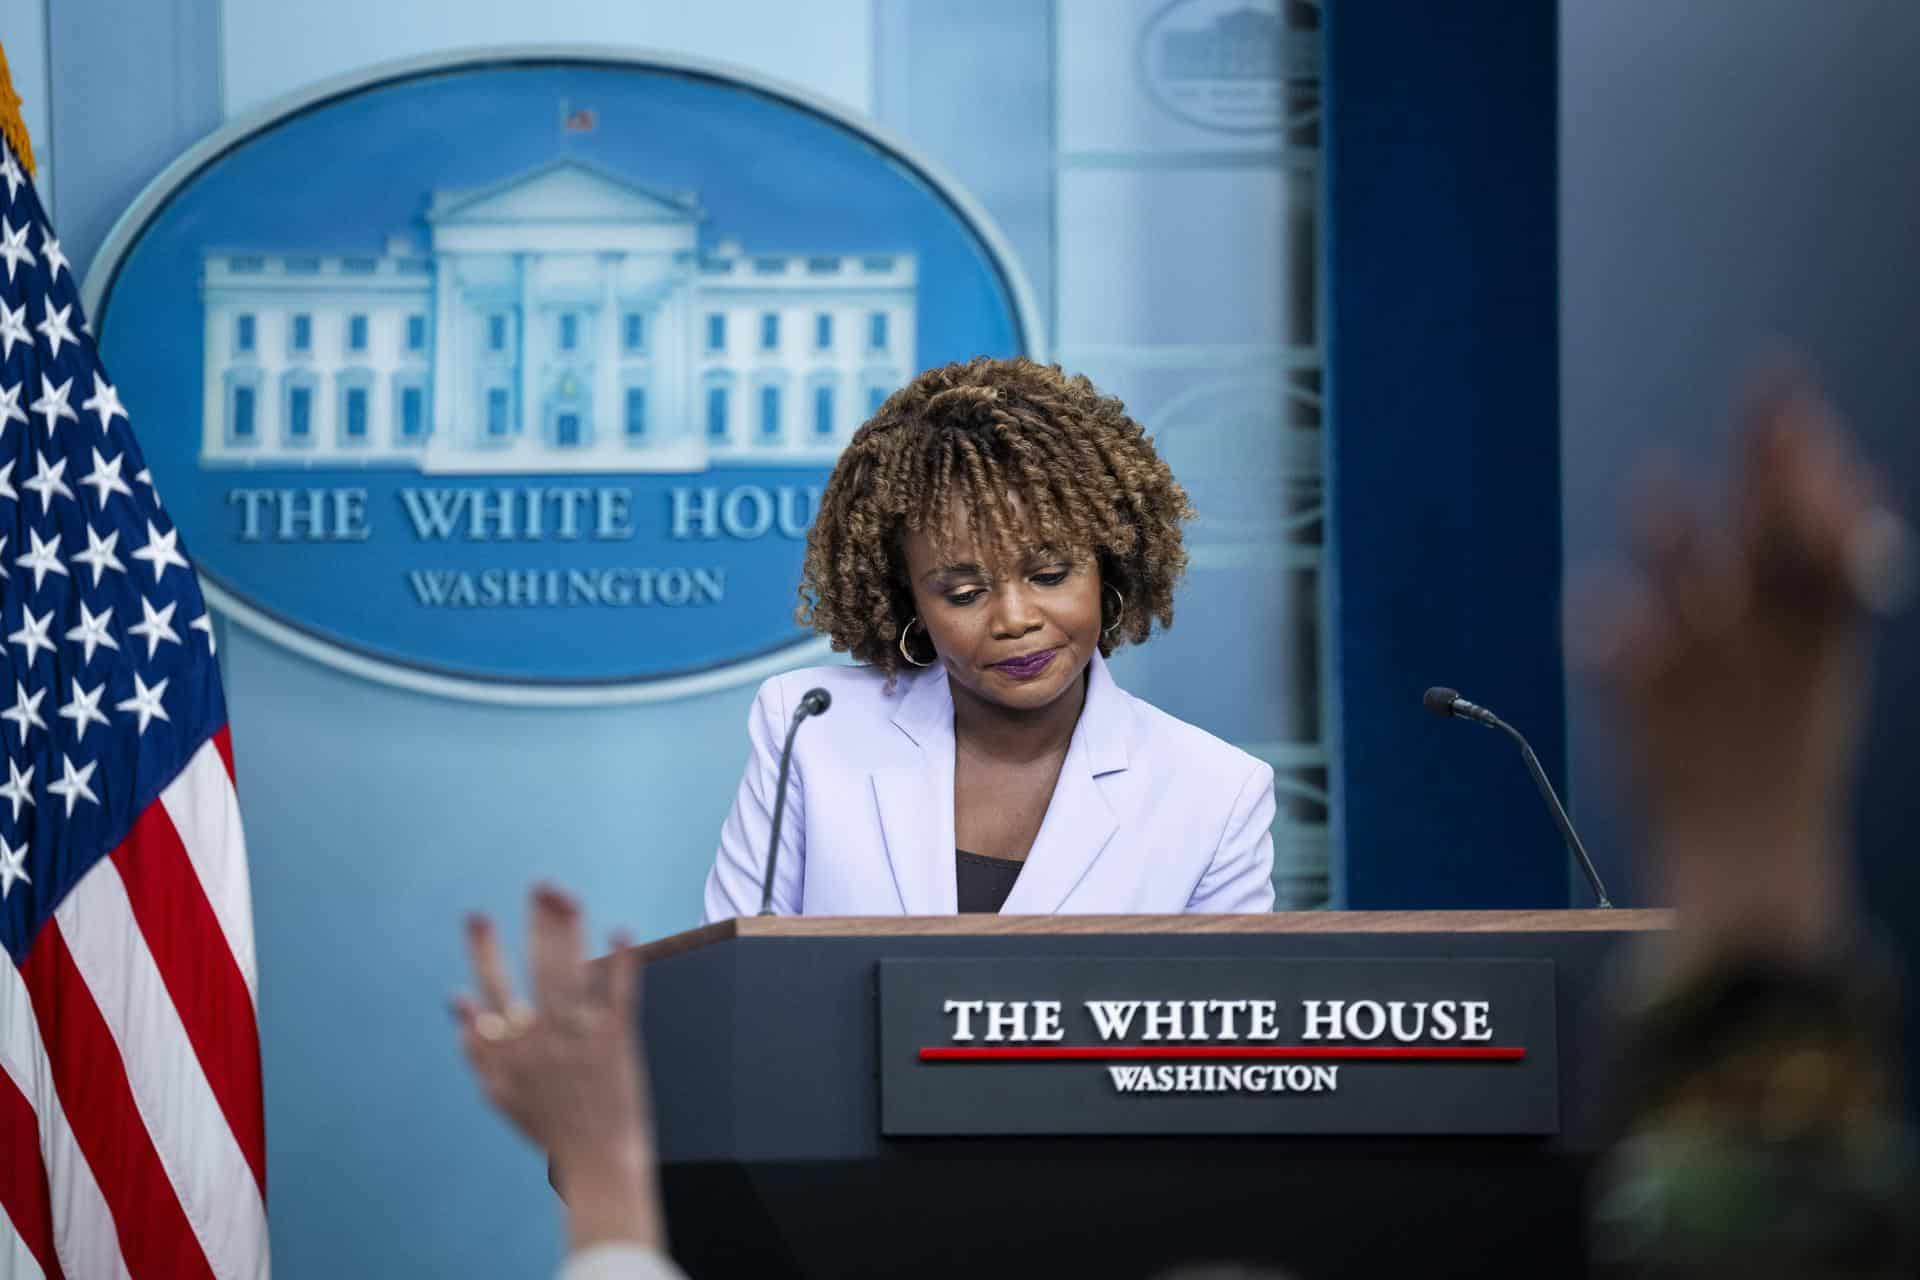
[1477,711,1613,909]
[757,688,831,916]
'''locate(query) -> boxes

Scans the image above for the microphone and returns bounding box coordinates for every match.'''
[1423,686,1612,908]
[758,687,832,915]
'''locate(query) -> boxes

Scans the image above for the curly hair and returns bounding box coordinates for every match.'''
[797,356,1194,677]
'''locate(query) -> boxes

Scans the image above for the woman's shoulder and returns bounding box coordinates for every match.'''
[1113,687,1271,790]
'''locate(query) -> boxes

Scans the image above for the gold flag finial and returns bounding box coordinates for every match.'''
[0,40,36,176]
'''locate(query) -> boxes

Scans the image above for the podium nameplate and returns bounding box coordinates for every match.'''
[879,956,1558,1136]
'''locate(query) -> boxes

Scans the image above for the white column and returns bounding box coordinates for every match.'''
[663,269,691,451]
[202,303,225,459]
[516,252,536,455]
[261,316,284,450]
[597,252,623,459]
[430,254,458,454]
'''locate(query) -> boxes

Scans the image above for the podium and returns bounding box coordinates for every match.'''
[630,911,1666,1278]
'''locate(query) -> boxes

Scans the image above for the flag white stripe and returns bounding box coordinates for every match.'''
[0,958,132,1280]
[158,741,258,1002]
[0,1211,48,1280]
[54,863,269,1280]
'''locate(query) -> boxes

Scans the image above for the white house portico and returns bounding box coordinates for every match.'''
[198,159,916,474]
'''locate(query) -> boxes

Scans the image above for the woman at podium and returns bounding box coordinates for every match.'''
[702,357,1275,919]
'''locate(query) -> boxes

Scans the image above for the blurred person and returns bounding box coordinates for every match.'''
[1570,371,1918,1277]
[701,356,1276,921]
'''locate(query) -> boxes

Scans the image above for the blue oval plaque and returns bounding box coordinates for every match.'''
[87,51,1035,702]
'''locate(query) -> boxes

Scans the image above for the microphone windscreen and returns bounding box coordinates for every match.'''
[1422,687,1460,717]
[799,687,832,716]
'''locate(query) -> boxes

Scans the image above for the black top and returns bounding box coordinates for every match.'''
[955,849,1023,914]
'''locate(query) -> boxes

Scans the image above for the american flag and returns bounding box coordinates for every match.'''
[0,132,268,1278]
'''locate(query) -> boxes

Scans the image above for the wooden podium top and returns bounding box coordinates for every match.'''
[637,908,1670,962]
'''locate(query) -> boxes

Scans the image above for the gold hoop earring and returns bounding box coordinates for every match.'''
[898,617,935,667]
[1102,584,1126,638]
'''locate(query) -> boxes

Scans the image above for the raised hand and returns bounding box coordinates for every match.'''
[1569,369,1905,957]
[454,885,663,1252]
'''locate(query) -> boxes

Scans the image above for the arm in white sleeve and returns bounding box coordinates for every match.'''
[1186,761,1277,913]
[560,1244,687,1280]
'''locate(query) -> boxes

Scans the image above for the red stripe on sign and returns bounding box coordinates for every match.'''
[919,1045,1526,1062]
[211,726,236,784]
[112,802,267,1196]
[0,1066,66,1280]
[20,925,217,1280]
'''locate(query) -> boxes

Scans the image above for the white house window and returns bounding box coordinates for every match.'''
[625,387,647,440]
[341,384,370,444]
[555,412,583,447]
[234,314,256,354]
[283,377,315,445]
[226,377,259,445]
[815,314,832,350]
[813,383,834,436]
[758,384,781,442]
[406,314,427,352]
[760,313,780,351]
[486,387,511,439]
[867,312,888,350]
[706,384,729,440]
[705,314,726,352]
[866,384,889,416]
[559,313,579,352]
[348,314,369,352]
[488,314,508,353]
[623,313,645,352]
[396,382,428,445]
[290,314,312,354]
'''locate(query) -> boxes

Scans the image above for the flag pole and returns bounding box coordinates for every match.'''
[0,39,37,175]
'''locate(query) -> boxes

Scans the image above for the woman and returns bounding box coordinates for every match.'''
[703,357,1275,919]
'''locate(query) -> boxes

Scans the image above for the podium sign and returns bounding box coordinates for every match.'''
[879,956,1558,1136]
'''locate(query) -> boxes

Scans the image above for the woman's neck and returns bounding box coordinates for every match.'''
[949,665,1089,764]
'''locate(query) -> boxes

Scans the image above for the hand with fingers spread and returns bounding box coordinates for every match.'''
[454,885,669,1267]
[1574,369,1918,1277]
[1568,371,1897,958]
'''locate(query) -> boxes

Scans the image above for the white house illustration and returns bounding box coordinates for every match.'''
[198,159,917,473]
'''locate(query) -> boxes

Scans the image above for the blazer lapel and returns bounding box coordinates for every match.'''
[999,654,1130,914]
[872,667,959,914]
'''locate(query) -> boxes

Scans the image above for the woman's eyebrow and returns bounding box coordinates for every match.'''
[921,561,985,581]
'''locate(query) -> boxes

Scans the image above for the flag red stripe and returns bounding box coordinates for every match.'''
[20,925,216,1280]
[211,725,235,783]
[112,801,267,1196]
[0,1066,65,1280]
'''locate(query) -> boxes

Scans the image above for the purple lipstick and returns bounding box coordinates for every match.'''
[991,648,1057,680]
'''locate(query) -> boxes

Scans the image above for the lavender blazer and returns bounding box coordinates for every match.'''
[702,652,1276,919]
